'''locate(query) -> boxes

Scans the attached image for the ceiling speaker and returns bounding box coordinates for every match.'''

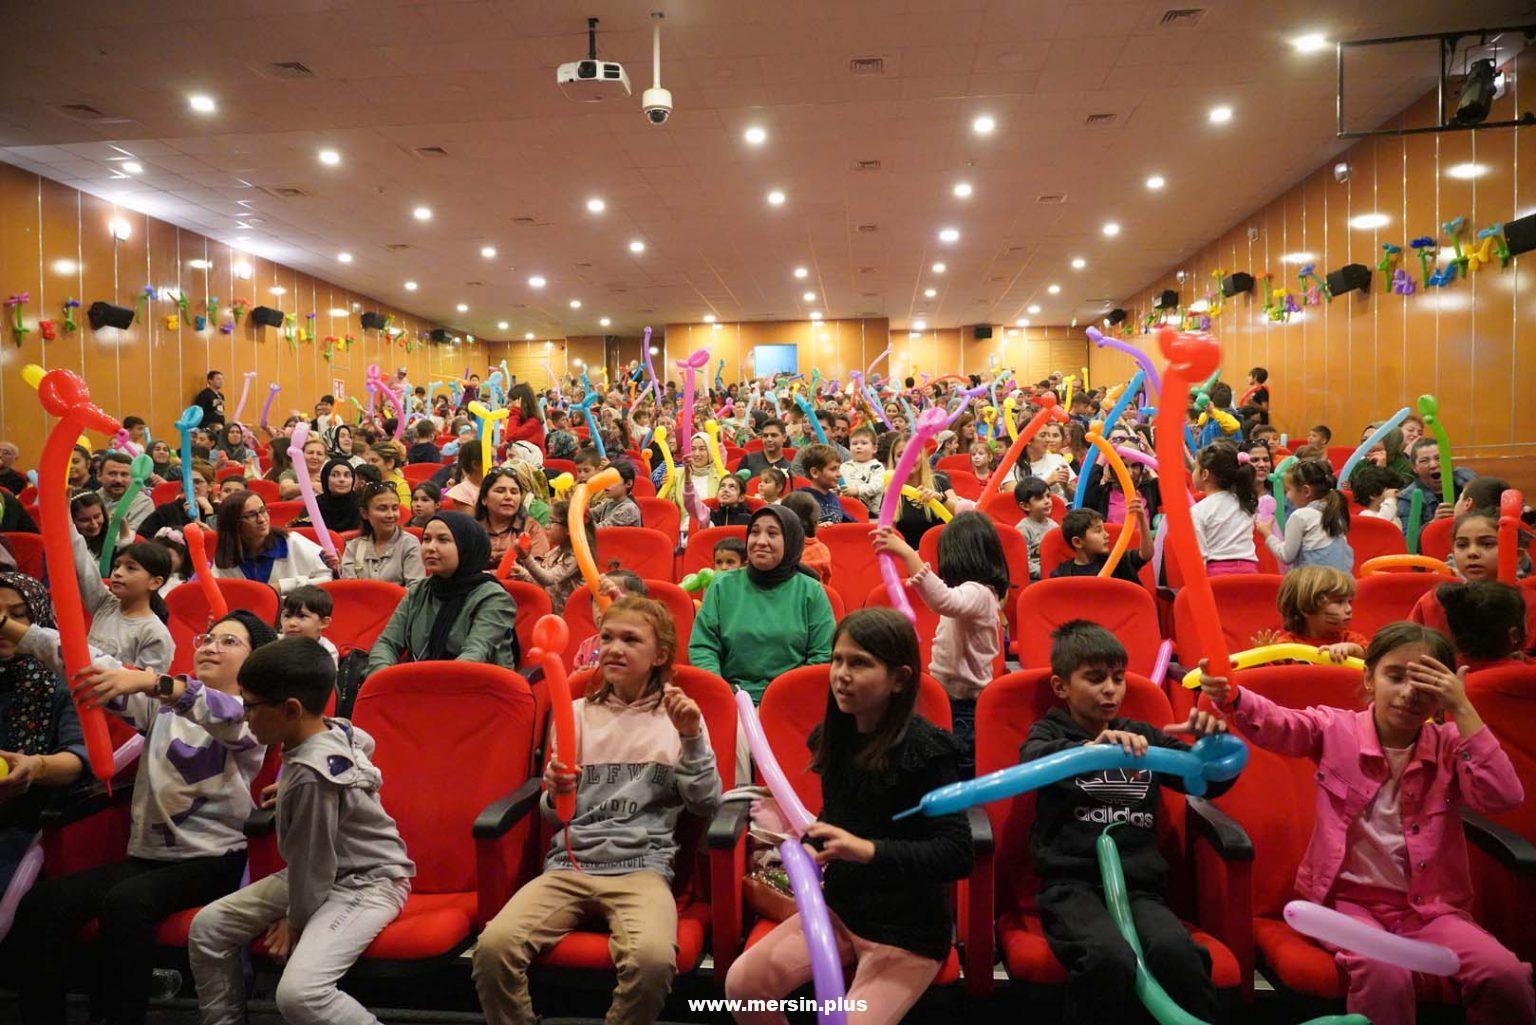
[359,311,387,331]
[972,325,993,340]
[429,328,451,343]
[87,301,134,330]
[1106,308,1127,326]
[1153,289,1179,310]
[1325,263,1371,297]
[249,306,284,329]
[1220,272,1255,297]
[1504,211,1536,257]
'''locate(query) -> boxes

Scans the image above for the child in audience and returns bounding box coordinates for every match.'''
[784,491,832,583]
[1195,382,1241,448]
[873,512,1008,778]
[1025,422,1075,497]
[1258,457,1353,571]
[545,409,578,461]
[1307,424,1332,448]
[724,608,972,1024]
[512,499,587,614]
[712,536,747,572]
[797,443,851,525]
[756,467,787,505]
[969,439,997,484]
[474,597,720,1025]
[573,572,652,669]
[69,521,174,674]
[593,458,642,527]
[1200,623,1532,1025]
[1051,504,1154,584]
[1025,620,1230,1025]
[1440,580,1532,669]
[1190,441,1259,575]
[152,527,189,596]
[1253,566,1368,659]
[1013,475,1058,581]
[710,473,754,526]
[840,426,885,513]
[279,584,339,664]
[188,638,414,1025]
[1350,463,1401,527]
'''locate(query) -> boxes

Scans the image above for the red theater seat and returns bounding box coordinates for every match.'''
[165,579,279,674]
[636,497,682,550]
[403,462,441,485]
[498,579,553,663]
[1016,577,1163,677]
[2,531,44,579]
[1346,514,1407,568]
[1173,574,1283,665]
[1353,571,1444,637]
[594,526,675,582]
[317,579,405,655]
[682,525,747,577]
[838,496,870,522]
[1464,664,1536,961]
[819,523,879,619]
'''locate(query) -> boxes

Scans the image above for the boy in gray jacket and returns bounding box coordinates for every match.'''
[187,638,414,1025]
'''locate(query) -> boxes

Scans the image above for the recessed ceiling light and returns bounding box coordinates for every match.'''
[121,161,143,175]
[744,125,767,145]
[938,227,960,243]
[913,319,927,330]
[109,217,132,240]
[186,259,209,270]
[703,314,717,323]
[931,262,946,274]
[1027,304,1041,314]
[648,346,659,355]
[809,311,822,321]
[1448,162,1487,180]
[1071,257,1086,270]
[328,307,349,317]
[629,239,646,253]
[1291,32,1329,54]
[1350,213,1390,230]
[1047,283,1061,294]
[51,259,78,275]
[318,149,341,166]
[585,197,606,214]
[525,332,535,340]
[793,266,809,279]
[569,299,582,309]
[802,291,816,302]
[187,94,216,114]
[351,302,361,310]
[1015,318,1029,327]
[1145,174,1166,190]
[336,251,353,263]
[712,322,723,330]
[456,303,468,312]
[909,330,922,339]
[498,320,510,330]
[528,275,546,288]
[1102,222,1121,236]
[766,189,786,206]
[412,205,432,221]
[480,245,497,258]
[1208,105,1233,124]
[404,280,418,291]
[972,114,996,135]
[600,317,611,327]
[1280,251,1316,264]
[269,286,286,296]
[924,288,937,298]
[232,260,252,279]
[952,181,973,198]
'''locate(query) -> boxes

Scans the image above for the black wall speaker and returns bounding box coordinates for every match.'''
[1504,211,1536,257]
[1153,289,1179,310]
[1221,272,1255,297]
[972,325,993,340]
[1106,308,1128,326]
[429,328,452,343]
[87,301,134,330]
[1326,263,1372,297]
[359,311,387,331]
[249,306,284,329]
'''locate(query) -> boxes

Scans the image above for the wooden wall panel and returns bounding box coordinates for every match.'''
[1089,48,1536,490]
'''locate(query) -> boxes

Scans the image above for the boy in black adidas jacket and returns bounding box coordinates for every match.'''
[1021,620,1233,1025]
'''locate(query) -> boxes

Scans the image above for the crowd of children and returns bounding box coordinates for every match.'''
[0,357,1529,1025]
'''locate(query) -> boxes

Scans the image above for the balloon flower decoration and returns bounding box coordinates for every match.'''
[877,407,950,623]
[675,348,710,452]
[174,405,204,520]
[35,368,120,786]
[571,468,619,611]
[469,400,510,475]
[286,422,339,562]
[1416,393,1457,506]
[98,453,153,576]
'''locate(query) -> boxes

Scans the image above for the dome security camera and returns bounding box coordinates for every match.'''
[643,87,672,125]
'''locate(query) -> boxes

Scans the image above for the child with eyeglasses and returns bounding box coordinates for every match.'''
[8,609,279,1025]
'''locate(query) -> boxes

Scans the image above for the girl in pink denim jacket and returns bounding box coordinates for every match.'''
[1200,622,1533,1025]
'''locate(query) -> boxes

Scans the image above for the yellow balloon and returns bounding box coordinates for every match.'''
[20,364,44,389]
[0,758,8,779]
[653,426,677,500]
[549,472,575,498]
[703,420,728,478]
[1182,644,1365,689]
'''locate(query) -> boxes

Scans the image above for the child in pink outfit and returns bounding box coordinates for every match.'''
[1199,622,1533,1025]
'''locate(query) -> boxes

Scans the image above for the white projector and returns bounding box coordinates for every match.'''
[557,60,631,101]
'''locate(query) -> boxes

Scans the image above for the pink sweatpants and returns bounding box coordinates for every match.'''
[1332,899,1535,1025]
[1206,559,1259,577]
[723,913,941,1025]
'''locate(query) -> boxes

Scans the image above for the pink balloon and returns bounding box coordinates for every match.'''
[231,370,257,422]
[0,839,41,941]
[1149,639,1173,687]
[733,689,813,836]
[675,348,708,455]
[1284,901,1460,976]
[286,422,338,558]
[877,407,950,623]
[1114,444,1159,471]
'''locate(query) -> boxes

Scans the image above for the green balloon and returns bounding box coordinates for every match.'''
[98,453,157,577]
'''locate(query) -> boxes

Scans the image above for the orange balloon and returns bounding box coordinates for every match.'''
[1359,554,1458,577]
[529,615,578,823]
[1084,425,1139,578]
[988,393,1068,496]
[182,522,228,617]
[571,467,620,611]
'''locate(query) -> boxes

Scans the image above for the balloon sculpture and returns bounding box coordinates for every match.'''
[675,348,710,452]
[469,400,510,475]
[652,426,677,501]
[1359,555,1456,577]
[779,839,851,1025]
[1417,393,1457,506]
[1072,370,1145,509]
[1181,644,1364,689]
[1499,489,1525,585]
[734,689,815,836]
[35,368,119,785]
[703,420,729,477]
[1087,326,1162,401]
[571,468,619,611]
[98,453,153,576]
[259,382,281,433]
[877,407,950,623]
[1338,406,1411,487]
[231,370,257,422]
[529,616,579,825]
[988,393,1068,497]
[574,391,605,459]
[1082,423,1139,578]
[638,326,663,407]
[367,363,407,440]
[182,522,228,618]
[174,405,204,520]
[286,422,339,560]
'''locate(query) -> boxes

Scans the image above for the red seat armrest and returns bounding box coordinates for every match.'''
[473,777,543,928]
[1188,796,1255,1000]
[706,800,751,978]
[963,806,996,996]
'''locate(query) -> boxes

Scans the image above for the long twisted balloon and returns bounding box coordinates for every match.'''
[877,408,950,623]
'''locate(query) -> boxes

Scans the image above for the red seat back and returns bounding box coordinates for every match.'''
[759,664,951,812]
[245,478,280,503]
[974,669,1183,915]
[498,579,553,661]
[216,464,247,482]
[354,662,536,894]
[2,531,45,580]
[543,458,576,477]
[822,583,845,621]
[265,500,306,527]
[290,526,344,554]
[1016,577,1163,676]
[561,580,695,671]
[945,469,983,501]
[635,497,682,550]
[819,523,878,620]
[863,582,942,667]
[979,489,1065,527]
[935,455,973,475]
[682,525,747,577]
[165,579,280,674]
[1037,522,1147,586]
[631,474,657,499]
[838,497,870,523]
[151,481,183,507]
[1354,572,1442,637]
[1419,517,1454,562]
[402,462,441,485]
[317,579,405,656]
[1347,515,1407,568]
[1466,665,1536,841]
[594,526,675,582]
[747,475,811,496]
[1324,446,1354,476]
[1173,574,1283,664]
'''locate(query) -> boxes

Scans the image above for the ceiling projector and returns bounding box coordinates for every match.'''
[558,18,630,101]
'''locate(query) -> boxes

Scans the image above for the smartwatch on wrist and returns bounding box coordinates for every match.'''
[156,674,178,698]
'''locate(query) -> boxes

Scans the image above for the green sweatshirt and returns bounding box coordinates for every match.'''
[688,568,835,701]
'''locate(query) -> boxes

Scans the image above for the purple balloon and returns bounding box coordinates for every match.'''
[1284,901,1460,976]
[778,839,850,1025]
[1087,327,1162,399]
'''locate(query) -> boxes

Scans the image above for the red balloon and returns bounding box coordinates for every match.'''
[35,369,119,786]
[529,614,578,824]
[1499,488,1524,585]
[1152,329,1234,680]
[181,523,228,618]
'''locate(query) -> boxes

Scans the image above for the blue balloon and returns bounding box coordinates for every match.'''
[1073,369,1145,509]
[173,405,204,521]
[895,733,1247,819]
[1338,406,1411,487]
[794,394,829,445]
[575,391,605,459]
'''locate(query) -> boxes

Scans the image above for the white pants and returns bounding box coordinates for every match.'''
[188,870,409,1025]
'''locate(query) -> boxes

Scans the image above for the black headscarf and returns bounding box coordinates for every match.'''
[0,571,62,756]
[746,504,808,588]
[315,458,361,532]
[421,512,494,660]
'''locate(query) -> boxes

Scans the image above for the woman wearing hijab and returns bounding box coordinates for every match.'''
[0,572,87,892]
[212,422,255,476]
[308,458,362,533]
[688,504,835,703]
[365,511,519,676]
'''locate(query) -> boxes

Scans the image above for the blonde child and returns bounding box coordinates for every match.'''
[1253,566,1367,660]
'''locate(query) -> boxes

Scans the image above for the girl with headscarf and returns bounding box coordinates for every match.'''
[213,422,252,469]
[0,572,87,892]
[365,511,519,675]
[688,504,835,703]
